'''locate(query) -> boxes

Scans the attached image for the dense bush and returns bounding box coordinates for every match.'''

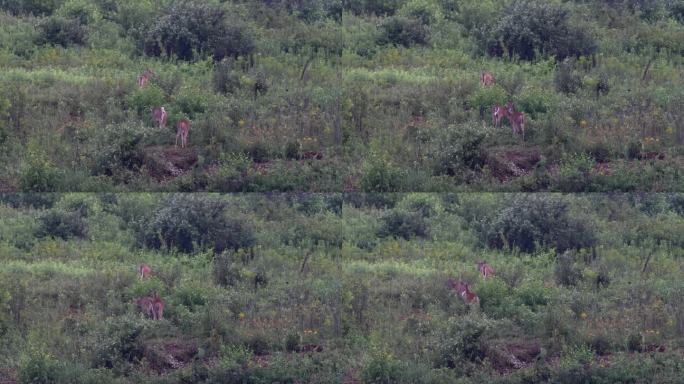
[379,16,429,47]
[486,1,597,60]
[138,195,255,253]
[378,209,429,240]
[430,123,490,176]
[36,15,88,47]
[479,195,596,253]
[36,207,88,240]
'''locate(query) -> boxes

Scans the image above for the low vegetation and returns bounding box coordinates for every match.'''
[1,193,683,383]
[0,0,683,191]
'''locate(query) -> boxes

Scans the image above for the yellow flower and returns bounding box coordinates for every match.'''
[580,312,588,319]
[239,312,246,318]
[580,120,588,128]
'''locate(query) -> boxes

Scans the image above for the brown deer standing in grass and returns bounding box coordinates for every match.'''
[477,261,495,279]
[151,291,164,320]
[151,106,168,128]
[480,71,495,87]
[506,101,525,141]
[137,68,154,88]
[447,278,480,305]
[175,118,191,148]
[138,263,152,280]
[492,105,509,127]
[136,291,164,320]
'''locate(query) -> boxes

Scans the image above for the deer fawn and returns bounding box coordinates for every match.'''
[137,68,154,88]
[477,261,495,279]
[151,106,168,128]
[480,71,495,87]
[447,278,480,305]
[175,119,191,148]
[506,101,525,140]
[138,263,152,279]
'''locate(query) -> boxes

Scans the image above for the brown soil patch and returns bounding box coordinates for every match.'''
[142,336,199,373]
[142,146,198,181]
[486,145,541,181]
[485,338,541,373]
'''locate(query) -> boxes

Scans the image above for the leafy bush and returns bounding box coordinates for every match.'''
[360,347,407,384]
[18,345,64,384]
[36,208,88,240]
[213,251,242,287]
[430,314,494,368]
[138,194,255,254]
[488,1,596,61]
[430,123,490,176]
[479,195,597,253]
[0,0,61,15]
[19,149,63,192]
[36,15,88,47]
[213,61,241,94]
[554,251,582,287]
[554,59,583,94]
[360,153,407,192]
[379,16,429,47]
[378,209,429,240]
[398,0,443,25]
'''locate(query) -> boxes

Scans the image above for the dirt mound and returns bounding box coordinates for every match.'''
[143,146,198,181]
[486,145,541,181]
[143,337,199,373]
[485,338,541,373]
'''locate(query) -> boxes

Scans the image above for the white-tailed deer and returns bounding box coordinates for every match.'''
[136,296,155,319]
[138,263,152,279]
[175,118,191,148]
[447,278,479,305]
[477,261,495,279]
[492,105,508,127]
[137,68,154,88]
[480,71,495,87]
[506,101,525,141]
[151,291,164,320]
[151,106,167,128]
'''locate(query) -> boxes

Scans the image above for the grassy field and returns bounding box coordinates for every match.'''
[0,193,683,383]
[0,0,683,191]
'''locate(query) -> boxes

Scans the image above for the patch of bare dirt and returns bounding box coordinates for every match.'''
[486,145,541,181]
[142,336,199,373]
[485,338,541,373]
[142,146,198,182]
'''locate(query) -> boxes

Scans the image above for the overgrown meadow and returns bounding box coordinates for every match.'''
[0,0,683,191]
[0,193,683,383]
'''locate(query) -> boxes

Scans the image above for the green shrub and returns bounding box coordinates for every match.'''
[378,209,429,240]
[480,194,597,253]
[19,148,63,192]
[360,153,407,192]
[554,59,582,94]
[212,61,241,95]
[552,153,595,192]
[138,194,255,254]
[554,251,582,287]
[213,251,242,287]
[18,345,64,384]
[430,314,494,368]
[379,16,429,47]
[430,123,491,176]
[126,85,165,117]
[360,347,406,384]
[398,0,443,25]
[36,15,87,47]
[0,0,62,15]
[36,208,88,240]
[489,1,596,61]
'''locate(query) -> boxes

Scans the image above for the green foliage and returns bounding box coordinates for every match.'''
[398,0,443,25]
[126,85,165,117]
[19,148,63,192]
[36,15,87,47]
[360,347,407,383]
[36,207,88,240]
[138,194,255,253]
[18,345,64,384]
[554,59,582,95]
[378,209,429,239]
[0,0,62,16]
[487,1,597,60]
[379,16,429,47]
[430,123,491,176]
[430,314,494,368]
[480,195,596,253]
[360,153,408,192]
